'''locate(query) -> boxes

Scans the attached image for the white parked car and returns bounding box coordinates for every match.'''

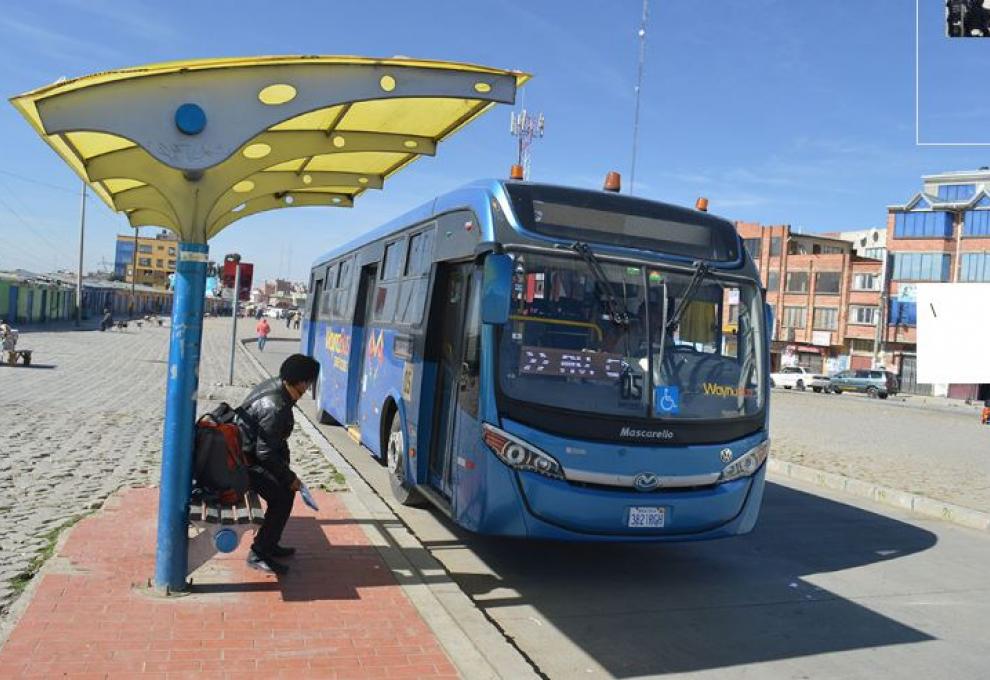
[770,366,830,393]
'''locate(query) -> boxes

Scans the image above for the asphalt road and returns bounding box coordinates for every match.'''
[254,339,990,679]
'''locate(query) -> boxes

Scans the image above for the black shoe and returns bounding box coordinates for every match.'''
[268,544,296,558]
[247,549,289,575]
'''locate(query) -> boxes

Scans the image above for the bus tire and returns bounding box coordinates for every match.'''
[387,413,423,506]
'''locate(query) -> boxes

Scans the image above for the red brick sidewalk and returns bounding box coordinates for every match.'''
[0,488,459,679]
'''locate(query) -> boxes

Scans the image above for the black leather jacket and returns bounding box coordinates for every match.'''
[237,376,297,488]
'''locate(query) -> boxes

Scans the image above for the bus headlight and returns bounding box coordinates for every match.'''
[719,440,769,483]
[482,424,565,480]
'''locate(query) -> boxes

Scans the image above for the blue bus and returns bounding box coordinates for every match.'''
[303,179,770,540]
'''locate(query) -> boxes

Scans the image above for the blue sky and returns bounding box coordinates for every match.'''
[1,0,988,283]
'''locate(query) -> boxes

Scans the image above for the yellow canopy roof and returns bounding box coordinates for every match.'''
[11,55,528,242]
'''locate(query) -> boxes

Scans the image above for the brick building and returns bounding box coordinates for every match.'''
[884,169,990,400]
[736,222,884,373]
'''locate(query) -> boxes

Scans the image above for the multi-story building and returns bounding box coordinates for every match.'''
[114,229,179,289]
[834,227,887,260]
[736,222,883,373]
[884,168,990,400]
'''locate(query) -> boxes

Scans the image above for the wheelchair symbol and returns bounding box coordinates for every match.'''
[654,386,680,415]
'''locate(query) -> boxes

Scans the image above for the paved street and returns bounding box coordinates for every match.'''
[769,387,990,512]
[0,319,339,627]
[253,341,990,680]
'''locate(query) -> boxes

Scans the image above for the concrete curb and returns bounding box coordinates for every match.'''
[767,458,990,531]
[238,339,540,680]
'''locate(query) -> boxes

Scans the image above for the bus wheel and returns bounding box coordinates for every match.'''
[387,414,423,506]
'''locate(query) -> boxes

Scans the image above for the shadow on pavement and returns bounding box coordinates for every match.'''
[192,516,397,602]
[424,482,937,677]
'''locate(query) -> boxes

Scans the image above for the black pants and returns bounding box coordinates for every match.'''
[248,468,295,554]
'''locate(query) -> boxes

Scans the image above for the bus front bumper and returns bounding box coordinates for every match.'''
[511,464,766,541]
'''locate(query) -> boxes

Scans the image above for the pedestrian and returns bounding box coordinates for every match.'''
[237,353,320,575]
[285,310,292,329]
[293,312,301,330]
[100,307,113,332]
[256,316,270,351]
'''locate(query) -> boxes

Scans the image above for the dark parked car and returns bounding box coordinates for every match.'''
[828,370,899,399]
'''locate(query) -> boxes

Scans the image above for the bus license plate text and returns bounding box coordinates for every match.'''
[627,506,665,528]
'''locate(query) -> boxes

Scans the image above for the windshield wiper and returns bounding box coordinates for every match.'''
[665,260,710,333]
[572,241,629,326]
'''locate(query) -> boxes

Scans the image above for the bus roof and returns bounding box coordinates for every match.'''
[311,179,742,269]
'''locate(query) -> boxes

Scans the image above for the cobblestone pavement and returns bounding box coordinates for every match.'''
[0,318,339,625]
[770,387,990,513]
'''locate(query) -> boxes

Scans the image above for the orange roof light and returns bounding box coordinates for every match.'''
[695,197,709,212]
[603,171,621,192]
[510,164,524,180]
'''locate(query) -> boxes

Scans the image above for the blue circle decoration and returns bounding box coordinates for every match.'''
[213,528,239,553]
[175,103,206,135]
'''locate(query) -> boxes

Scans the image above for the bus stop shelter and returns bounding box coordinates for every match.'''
[11,55,527,592]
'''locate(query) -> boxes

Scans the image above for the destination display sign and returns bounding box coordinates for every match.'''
[519,346,624,380]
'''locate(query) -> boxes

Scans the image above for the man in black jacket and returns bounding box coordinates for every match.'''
[238,353,320,575]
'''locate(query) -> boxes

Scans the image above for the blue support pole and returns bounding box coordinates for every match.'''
[154,242,208,592]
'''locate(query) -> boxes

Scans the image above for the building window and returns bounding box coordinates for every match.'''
[889,300,917,327]
[862,247,885,260]
[960,253,990,282]
[849,338,874,353]
[936,184,975,201]
[813,307,838,330]
[963,210,990,237]
[138,257,151,267]
[168,247,176,256]
[167,260,176,268]
[852,273,879,290]
[891,252,951,281]
[769,237,781,256]
[156,259,163,268]
[781,306,806,328]
[766,271,779,292]
[138,244,153,254]
[814,271,841,294]
[849,305,878,325]
[893,211,953,239]
[785,271,809,293]
[743,238,762,260]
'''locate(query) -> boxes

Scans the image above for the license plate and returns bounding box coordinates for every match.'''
[627,506,665,528]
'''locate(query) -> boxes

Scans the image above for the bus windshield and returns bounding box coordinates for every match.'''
[497,252,765,420]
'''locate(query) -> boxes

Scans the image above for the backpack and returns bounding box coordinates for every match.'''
[193,403,250,504]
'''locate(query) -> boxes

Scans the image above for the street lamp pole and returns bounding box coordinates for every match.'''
[228,254,242,386]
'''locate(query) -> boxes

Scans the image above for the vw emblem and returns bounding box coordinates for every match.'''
[720,448,734,463]
[633,472,661,492]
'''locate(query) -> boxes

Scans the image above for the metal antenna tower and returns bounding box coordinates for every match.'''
[630,0,649,195]
[510,108,545,179]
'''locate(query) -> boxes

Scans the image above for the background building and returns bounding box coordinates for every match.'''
[736,222,880,374]
[884,168,990,400]
[114,229,178,289]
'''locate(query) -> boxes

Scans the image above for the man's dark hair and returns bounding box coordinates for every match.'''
[279,353,320,384]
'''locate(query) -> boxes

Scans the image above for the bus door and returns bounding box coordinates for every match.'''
[427,263,477,499]
[348,264,378,428]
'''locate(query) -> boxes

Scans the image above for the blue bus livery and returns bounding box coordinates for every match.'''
[303,179,770,540]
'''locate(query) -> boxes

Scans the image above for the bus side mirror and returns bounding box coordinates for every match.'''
[765,303,774,335]
[481,254,513,325]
